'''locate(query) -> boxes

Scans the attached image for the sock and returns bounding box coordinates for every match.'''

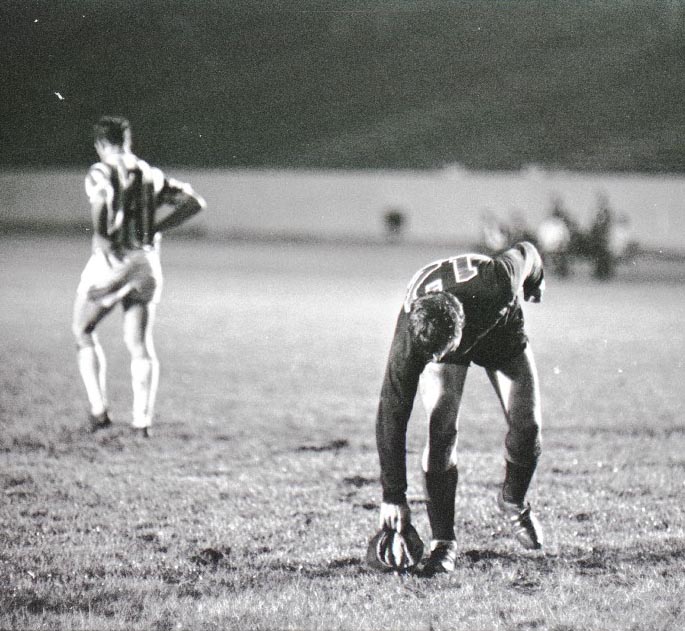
[131,356,158,427]
[93,342,108,409]
[424,468,458,541]
[502,460,537,506]
[77,346,107,415]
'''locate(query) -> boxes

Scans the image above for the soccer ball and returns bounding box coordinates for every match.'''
[366,525,424,573]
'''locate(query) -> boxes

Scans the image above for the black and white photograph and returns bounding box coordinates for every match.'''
[1,1,683,629]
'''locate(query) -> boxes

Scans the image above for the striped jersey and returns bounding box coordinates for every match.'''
[85,152,191,252]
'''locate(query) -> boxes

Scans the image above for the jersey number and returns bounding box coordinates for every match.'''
[404,254,478,311]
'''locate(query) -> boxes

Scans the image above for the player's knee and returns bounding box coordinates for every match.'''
[524,425,542,460]
[422,433,458,473]
[122,328,146,356]
[127,341,157,365]
[127,343,149,360]
[72,323,94,349]
[510,401,541,433]
[517,418,540,447]
[506,423,541,464]
[519,412,540,434]
[423,455,458,475]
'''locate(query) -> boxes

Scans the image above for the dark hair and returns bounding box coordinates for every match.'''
[94,116,130,146]
[408,292,465,357]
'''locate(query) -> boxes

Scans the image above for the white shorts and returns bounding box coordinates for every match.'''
[77,247,163,306]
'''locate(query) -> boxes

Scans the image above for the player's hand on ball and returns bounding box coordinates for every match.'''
[379,501,410,532]
[366,521,424,573]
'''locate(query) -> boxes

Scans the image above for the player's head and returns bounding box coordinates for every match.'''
[94,116,131,154]
[408,292,465,361]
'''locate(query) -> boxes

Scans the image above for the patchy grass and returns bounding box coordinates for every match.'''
[1,236,684,631]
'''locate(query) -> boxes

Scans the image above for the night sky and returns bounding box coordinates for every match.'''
[2,0,683,171]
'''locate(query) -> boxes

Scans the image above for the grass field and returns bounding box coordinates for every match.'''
[1,235,684,631]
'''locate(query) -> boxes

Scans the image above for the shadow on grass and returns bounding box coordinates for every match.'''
[1,423,128,456]
[461,541,685,578]
[7,586,143,620]
[342,475,376,488]
[267,557,368,579]
[247,538,685,587]
[296,439,350,452]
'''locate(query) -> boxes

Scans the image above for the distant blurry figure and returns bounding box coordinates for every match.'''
[507,209,536,245]
[536,201,574,277]
[480,209,509,254]
[72,116,206,436]
[587,193,617,280]
[383,207,407,243]
[608,213,632,260]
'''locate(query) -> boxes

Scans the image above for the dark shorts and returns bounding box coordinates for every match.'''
[443,304,528,370]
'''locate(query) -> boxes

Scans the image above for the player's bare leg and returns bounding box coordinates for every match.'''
[123,301,159,435]
[419,362,468,572]
[72,293,114,429]
[487,346,543,549]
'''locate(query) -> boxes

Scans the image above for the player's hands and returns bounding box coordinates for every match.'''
[379,501,410,533]
[523,272,545,303]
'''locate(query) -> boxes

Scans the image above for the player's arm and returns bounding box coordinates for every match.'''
[376,310,425,531]
[497,241,545,303]
[154,176,206,233]
[85,164,116,256]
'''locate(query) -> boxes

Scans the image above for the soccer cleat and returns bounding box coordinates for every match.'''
[497,491,543,550]
[89,410,112,432]
[421,540,458,576]
[131,426,152,438]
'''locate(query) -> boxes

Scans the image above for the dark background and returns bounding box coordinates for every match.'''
[2,0,683,171]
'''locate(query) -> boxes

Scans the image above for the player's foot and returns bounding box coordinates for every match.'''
[497,491,543,550]
[89,410,112,432]
[421,540,458,576]
[131,426,152,438]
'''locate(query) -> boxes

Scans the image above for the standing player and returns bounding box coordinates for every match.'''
[375,241,545,575]
[72,116,206,437]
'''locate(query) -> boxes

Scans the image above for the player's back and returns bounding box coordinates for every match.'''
[403,253,514,313]
[87,153,162,251]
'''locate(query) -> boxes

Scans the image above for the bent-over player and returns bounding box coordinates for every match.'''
[375,241,545,575]
[72,116,206,436]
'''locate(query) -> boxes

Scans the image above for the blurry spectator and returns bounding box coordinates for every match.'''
[551,198,585,259]
[479,209,509,253]
[384,207,407,243]
[587,193,616,280]
[508,209,536,244]
[608,213,632,260]
[536,209,572,277]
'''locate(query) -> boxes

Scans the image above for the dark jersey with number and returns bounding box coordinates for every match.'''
[376,242,543,504]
